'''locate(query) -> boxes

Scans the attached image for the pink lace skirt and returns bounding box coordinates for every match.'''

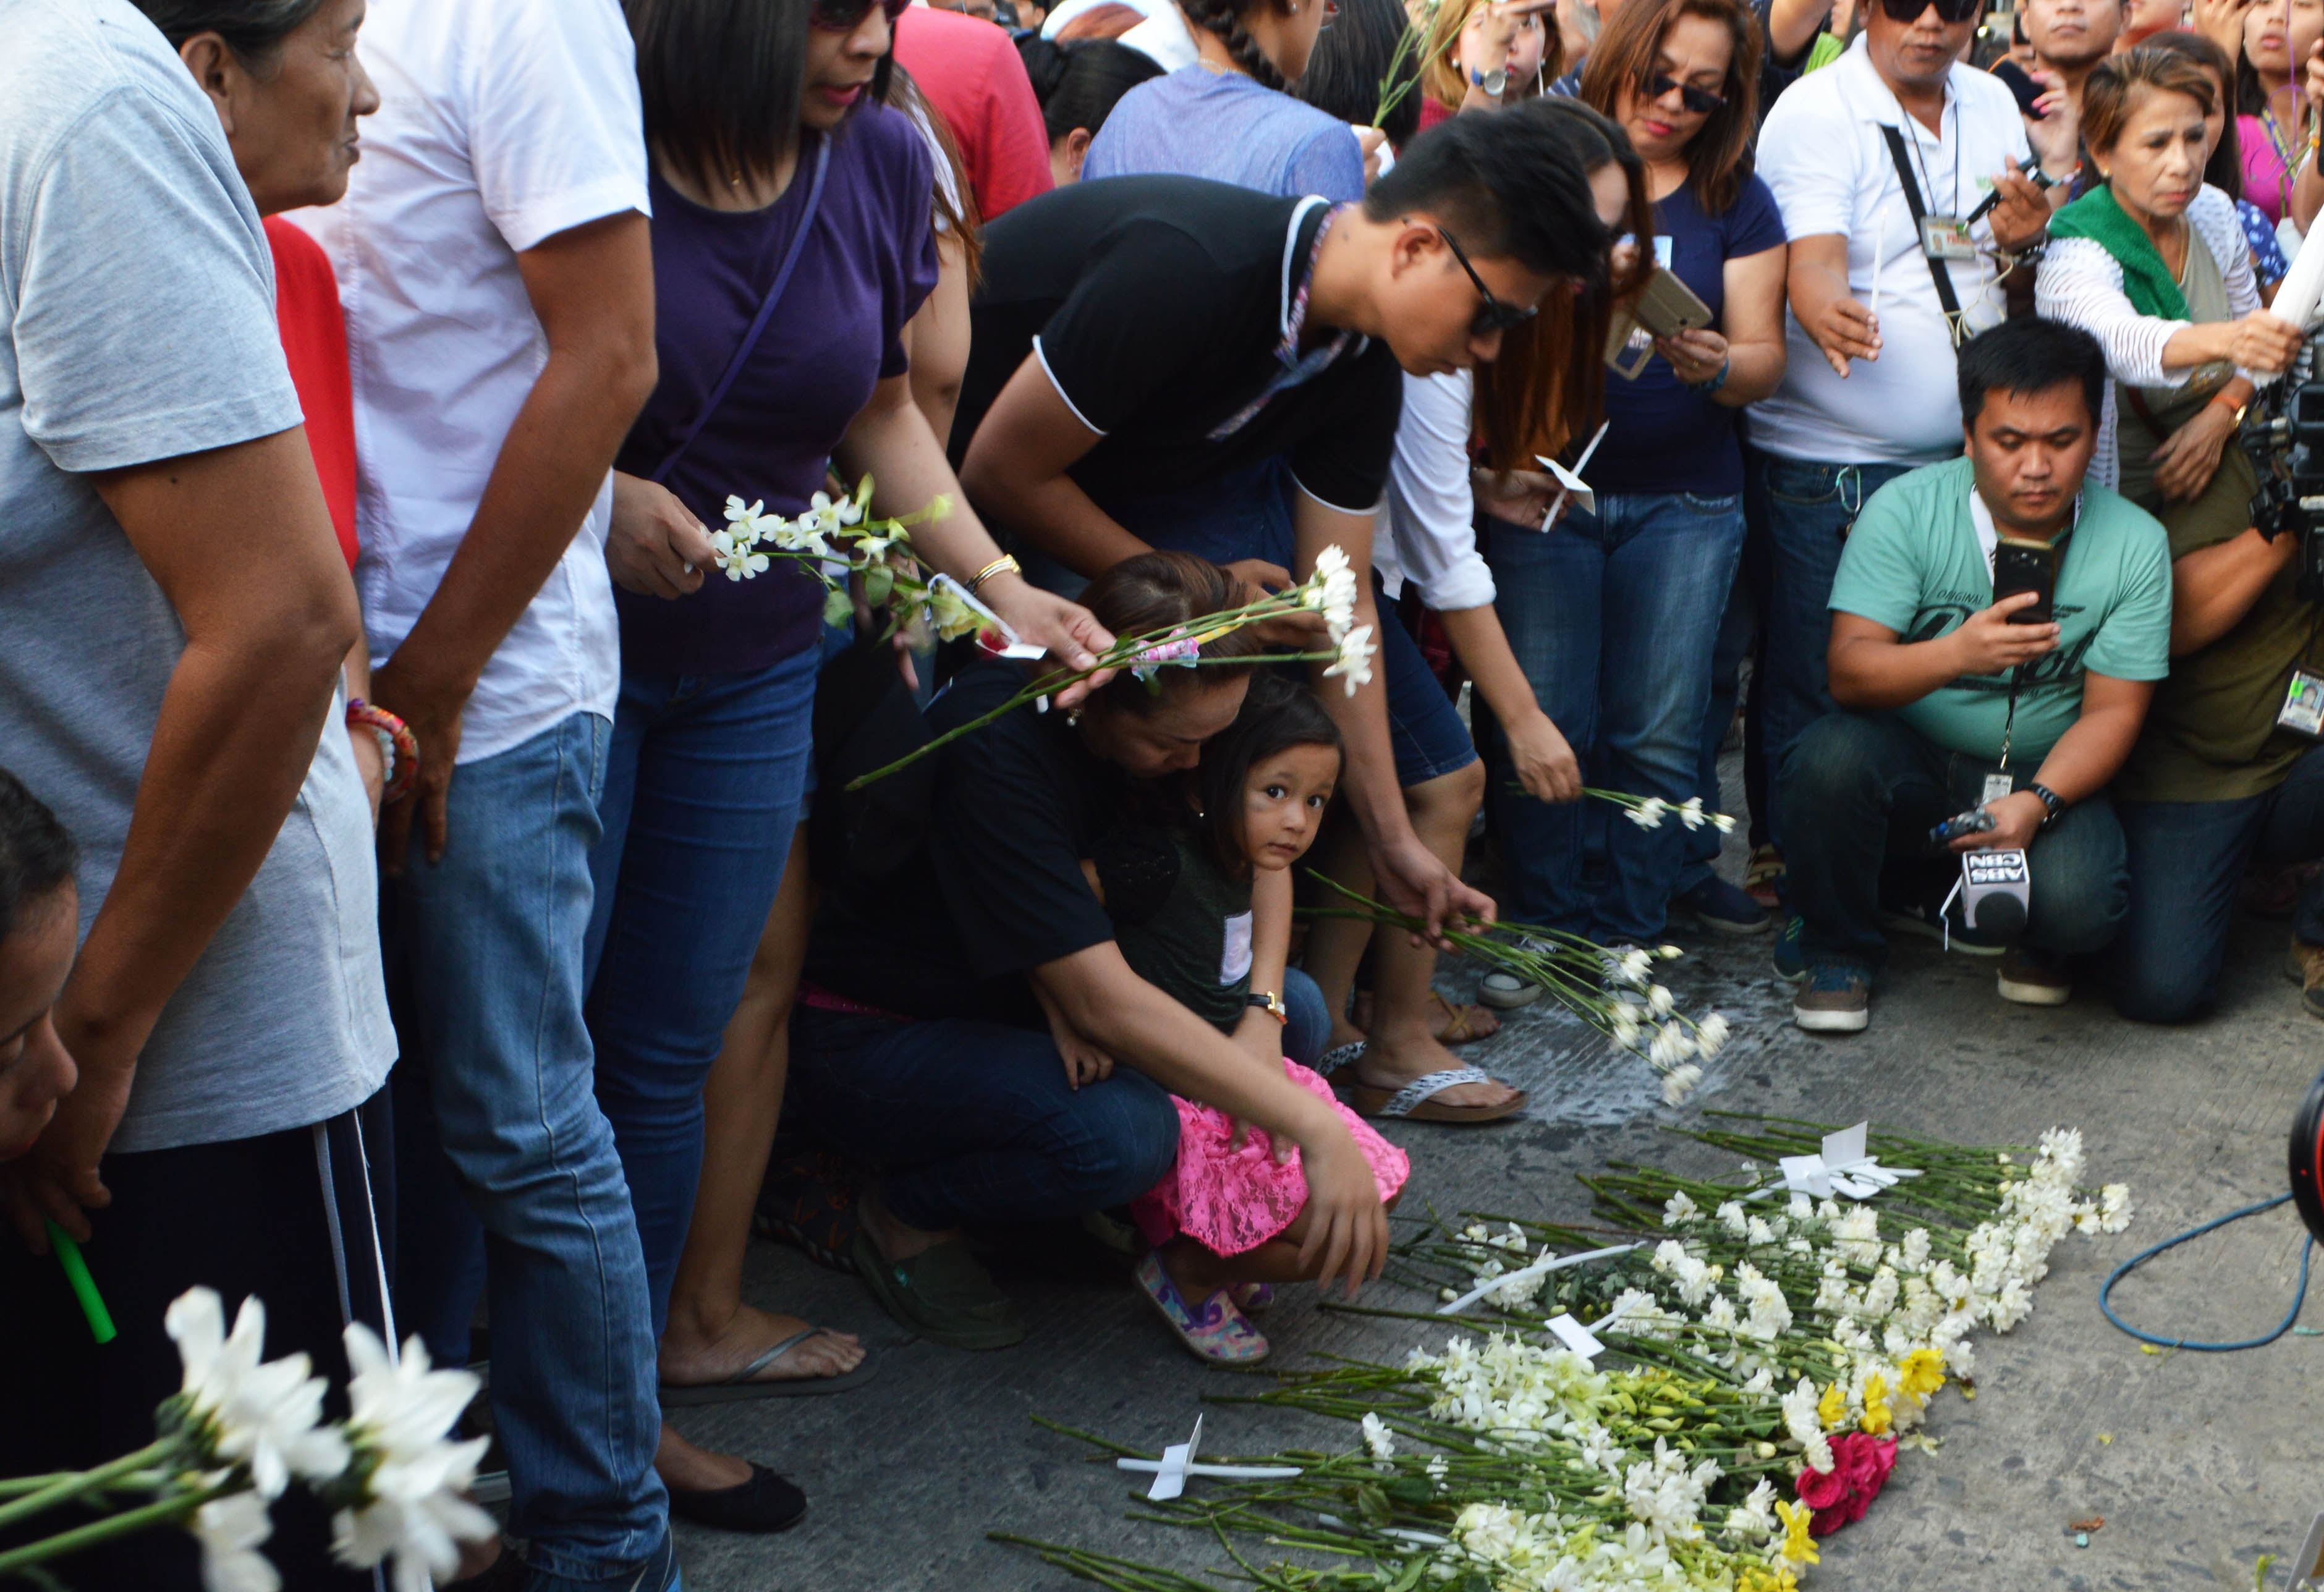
[1130,1059,1411,1257]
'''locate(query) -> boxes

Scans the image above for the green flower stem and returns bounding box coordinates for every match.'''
[0,1473,230,1577]
[0,1437,184,1535]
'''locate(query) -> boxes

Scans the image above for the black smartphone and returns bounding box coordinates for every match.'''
[1992,540,2056,625]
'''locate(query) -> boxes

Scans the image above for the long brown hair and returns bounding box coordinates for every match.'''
[1419,0,1561,109]
[1470,99,1653,470]
[1577,0,1760,214]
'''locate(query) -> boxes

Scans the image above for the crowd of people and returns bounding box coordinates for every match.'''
[4,0,2324,1585]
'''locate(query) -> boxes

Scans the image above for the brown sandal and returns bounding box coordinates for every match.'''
[1430,991,1500,1044]
[1345,1066,1527,1124]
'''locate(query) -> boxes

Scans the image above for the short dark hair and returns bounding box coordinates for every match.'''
[1292,0,1423,149]
[1016,37,1163,146]
[129,0,327,68]
[626,0,894,198]
[0,769,76,946]
[1079,551,1268,718]
[1193,674,1343,877]
[1957,316,2108,430]
[1365,95,1618,282]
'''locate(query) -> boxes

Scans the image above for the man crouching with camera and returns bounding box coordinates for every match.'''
[1772,319,2174,1034]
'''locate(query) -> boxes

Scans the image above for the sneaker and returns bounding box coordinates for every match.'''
[1996,948,2071,1006]
[1771,915,1807,983]
[1793,964,1871,1033]
[848,1227,1027,1350]
[1744,844,1786,908]
[1880,897,2007,957]
[1673,875,1773,936]
[2284,940,2324,1020]
[1478,935,1554,1009]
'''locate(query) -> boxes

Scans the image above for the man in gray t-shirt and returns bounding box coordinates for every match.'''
[0,4,395,1570]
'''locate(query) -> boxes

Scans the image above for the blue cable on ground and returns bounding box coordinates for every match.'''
[2098,1192,2315,1352]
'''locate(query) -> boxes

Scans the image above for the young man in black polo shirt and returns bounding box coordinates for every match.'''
[952,104,1619,1119]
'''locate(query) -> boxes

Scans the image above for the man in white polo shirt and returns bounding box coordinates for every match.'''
[1748,0,2076,902]
[292,0,670,1586]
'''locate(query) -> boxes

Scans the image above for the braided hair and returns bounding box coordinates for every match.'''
[1181,0,1291,92]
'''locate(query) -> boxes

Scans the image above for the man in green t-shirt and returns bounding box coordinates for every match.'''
[1775,319,2173,1033]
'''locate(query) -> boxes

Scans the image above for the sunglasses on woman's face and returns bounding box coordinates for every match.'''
[811,0,909,33]
[1877,0,1982,24]
[1642,70,1724,114]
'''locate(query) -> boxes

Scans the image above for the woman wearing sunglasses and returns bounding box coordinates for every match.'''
[1474,0,1786,967]
[587,0,1111,1537]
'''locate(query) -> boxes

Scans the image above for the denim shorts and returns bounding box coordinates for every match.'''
[1375,578,1478,787]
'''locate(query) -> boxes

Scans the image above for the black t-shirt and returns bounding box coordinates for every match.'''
[803,659,1126,1025]
[952,176,1404,514]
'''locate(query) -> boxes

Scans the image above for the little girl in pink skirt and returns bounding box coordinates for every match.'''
[1048,676,1408,1365]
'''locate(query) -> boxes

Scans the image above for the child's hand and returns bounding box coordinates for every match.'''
[1296,1124,1389,1299]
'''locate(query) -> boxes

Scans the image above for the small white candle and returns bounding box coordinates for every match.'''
[1865,202,1890,325]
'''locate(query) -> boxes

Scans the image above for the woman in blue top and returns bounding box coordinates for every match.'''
[1482,0,1786,978]
[587,0,1109,1531]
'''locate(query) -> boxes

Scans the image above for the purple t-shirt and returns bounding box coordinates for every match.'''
[616,104,938,676]
[1591,174,1784,499]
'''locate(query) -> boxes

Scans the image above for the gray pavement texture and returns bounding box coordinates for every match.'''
[668,855,2324,1592]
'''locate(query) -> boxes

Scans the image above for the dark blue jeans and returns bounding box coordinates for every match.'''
[2113,745,2324,1022]
[583,646,820,1338]
[1752,449,1914,853]
[1782,711,2129,971]
[786,968,1329,1232]
[1677,488,1773,892]
[1482,491,1744,940]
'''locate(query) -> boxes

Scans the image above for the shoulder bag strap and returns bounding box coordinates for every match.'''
[1878,122,1966,328]
[650,138,833,486]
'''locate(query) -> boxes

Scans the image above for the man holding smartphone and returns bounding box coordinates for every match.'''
[1774,320,2173,1033]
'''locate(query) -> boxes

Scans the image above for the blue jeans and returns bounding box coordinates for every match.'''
[584,649,820,1337]
[787,968,1330,1232]
[1677,499,1772,892]
[2112,745,2324,1022]
[1781,711,2129,970]
[1751,449,1914,853]
[380,711,666,1581]
[1482,493,1744,940]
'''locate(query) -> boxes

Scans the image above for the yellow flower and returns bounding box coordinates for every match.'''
[1740,1565,1800,1592]
[1899,1348,1945,1405]
[1774,1499,1820,1565]
[1861,1371,1894,1436]
[1817,1382,1847,1431]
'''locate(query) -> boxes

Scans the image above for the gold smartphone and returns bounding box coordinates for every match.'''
[1606,267,1715,379]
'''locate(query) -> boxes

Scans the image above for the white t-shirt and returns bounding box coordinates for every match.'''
[1378,370,1496,612]
[290,0,650,764]
[1750,37,2031,466]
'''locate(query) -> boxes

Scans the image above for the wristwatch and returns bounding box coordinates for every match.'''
[1248,989,1290,1025]
[2026,782,2066,829]
[1470,65,1508,96]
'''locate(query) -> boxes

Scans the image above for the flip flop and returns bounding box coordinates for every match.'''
[1430,990,1500,1044]
[659,1328,879,1406]
[1316,1041,1367,1076]
[1346,1066,1528,1125]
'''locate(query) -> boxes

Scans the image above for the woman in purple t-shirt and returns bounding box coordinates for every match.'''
[585,0,1110,1532]
[1480,0,1787,958]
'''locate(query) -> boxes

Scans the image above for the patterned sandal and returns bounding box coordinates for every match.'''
[1230,1282,1275,1314]
[1134,1251,1270,1365]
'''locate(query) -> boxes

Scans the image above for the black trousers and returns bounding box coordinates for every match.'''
[0,1089,396,1591]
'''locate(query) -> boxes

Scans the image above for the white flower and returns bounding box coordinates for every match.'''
[2098,1183,2134,1234]
[1677,797,1707,831]
[1624,797,1669,830]
[192,1485,278,1592]
[1362,1412,1398,1463]
[1304,544,1361,640]
[1645,984,1674,1018]
[1323,624,1375,696]
[721,496,766,540]
[331,1326,497,1592]
[167,1290,347,1501]
[1608,1001,1643,1049]
[1696,1014,1731,1057]
[1660,1064,1702,1105]
[1661,1192,1698,1227]
[1613,949,1653,988]
[765,517,830,557]
[709,528,770,580]
[1716,1201,1749,1238]
[1713,810,1737,832]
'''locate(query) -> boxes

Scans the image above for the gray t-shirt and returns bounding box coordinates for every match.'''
[0,0,394,1153]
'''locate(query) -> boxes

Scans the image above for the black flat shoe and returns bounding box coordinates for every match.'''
[666,1463,807,1534]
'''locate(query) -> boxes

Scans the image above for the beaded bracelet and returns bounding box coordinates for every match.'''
[347,698,419,805]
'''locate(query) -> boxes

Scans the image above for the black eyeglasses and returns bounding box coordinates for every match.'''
[1877,0,1982,23]
[810,0,909,33]
[1436,224,1540,337]
[1643,70,1726,114]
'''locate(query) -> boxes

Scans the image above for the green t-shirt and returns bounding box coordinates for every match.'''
[1828,456,2173,763]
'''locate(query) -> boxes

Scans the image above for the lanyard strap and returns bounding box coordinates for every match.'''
[1879,122,1969,338]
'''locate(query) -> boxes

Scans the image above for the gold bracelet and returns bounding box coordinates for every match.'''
[967,554,1020,595]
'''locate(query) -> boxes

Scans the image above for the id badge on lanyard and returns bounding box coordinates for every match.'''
[2279,669,2324,737]
[1920,214,1975,261]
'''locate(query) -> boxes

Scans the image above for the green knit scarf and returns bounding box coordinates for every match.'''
[2048,183,2189,321]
